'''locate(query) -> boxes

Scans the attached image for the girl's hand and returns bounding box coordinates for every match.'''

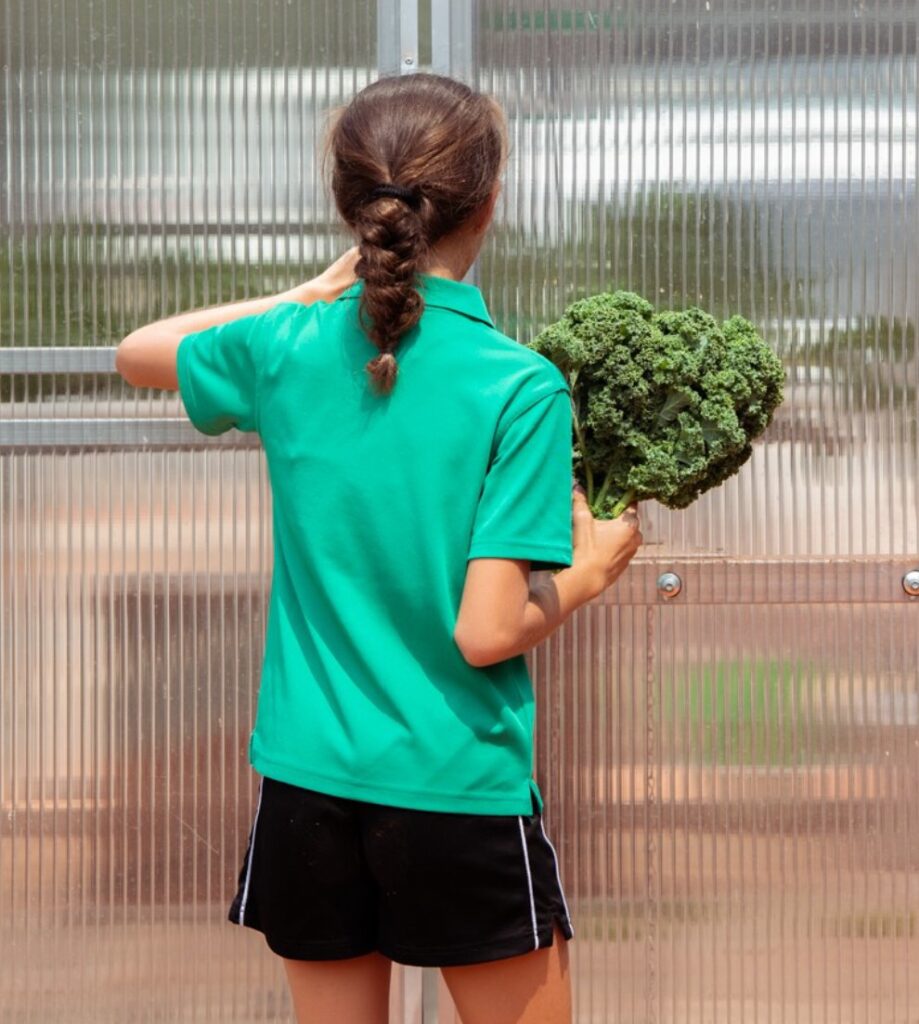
[571,483,643,597]
[287,247,360,305]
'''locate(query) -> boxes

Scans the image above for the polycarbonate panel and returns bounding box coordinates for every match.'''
[477,3,919,1022]
[530,596,919,1024]
[478,0,918,558]
[3,2,919,1023]
[0,2,426,1021]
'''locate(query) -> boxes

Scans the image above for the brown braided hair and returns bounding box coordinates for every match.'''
[321,73,508,395]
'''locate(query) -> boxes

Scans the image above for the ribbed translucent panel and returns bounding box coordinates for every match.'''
[530,593,919,1023]
[480,3,919,1021]
[0,1,395,1021]
[480,0,918,558]
[3,2,918,1023]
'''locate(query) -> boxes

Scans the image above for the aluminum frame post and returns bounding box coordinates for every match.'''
[377,0,419,77]
[431,0,477,84]
[431,0,480,287]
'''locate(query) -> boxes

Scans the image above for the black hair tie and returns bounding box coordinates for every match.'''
[368,183,421,210]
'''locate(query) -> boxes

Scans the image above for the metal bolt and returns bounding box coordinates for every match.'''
[903,569,919,598]
[657,571,682,599]
[403,55,414,65]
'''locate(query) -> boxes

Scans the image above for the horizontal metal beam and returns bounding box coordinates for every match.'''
[0,347,117,374]
[0,418,259,450]
[592,557,919,606]
[0,348,259,448]
[64,558,919,606]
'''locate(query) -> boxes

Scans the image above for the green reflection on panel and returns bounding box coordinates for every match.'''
[10,0,377,69]
[663,659,815,767]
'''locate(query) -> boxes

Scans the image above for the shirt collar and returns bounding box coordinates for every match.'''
[337,271,495,329]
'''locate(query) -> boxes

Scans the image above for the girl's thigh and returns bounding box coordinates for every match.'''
[439,919,572,1024]
[282,950,393,1024]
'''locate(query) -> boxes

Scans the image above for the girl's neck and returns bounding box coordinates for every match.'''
[419,251,476,284]
[418,224,486,283]
[416,184,497,282]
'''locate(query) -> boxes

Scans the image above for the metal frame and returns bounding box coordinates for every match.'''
[0,418,255,450]
[432,0,480,288]
[598,558,919,607]
[431,0,477,85]
[1,347,116,374]
[378,0,477,81]
[376,0,418,76]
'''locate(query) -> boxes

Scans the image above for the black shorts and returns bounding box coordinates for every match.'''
[227,774,575,968]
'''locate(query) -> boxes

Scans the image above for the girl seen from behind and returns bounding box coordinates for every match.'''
[118,71,642,1024]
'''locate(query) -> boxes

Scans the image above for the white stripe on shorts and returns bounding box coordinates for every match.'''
[517,816,540,950]
[538,816,574,937]
[238,776,265,926]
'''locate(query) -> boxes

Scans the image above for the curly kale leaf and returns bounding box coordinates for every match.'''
[528,292,786,519]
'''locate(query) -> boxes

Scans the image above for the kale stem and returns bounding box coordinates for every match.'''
[571,401,629,516]
[609,490,636,519]
[593,466,618,513]
[568,381,594,498]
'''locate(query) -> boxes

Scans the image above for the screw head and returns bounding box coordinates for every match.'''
[657,571,682,599]
[903,569,919,598]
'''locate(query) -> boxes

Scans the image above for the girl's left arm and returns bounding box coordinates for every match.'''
[115,246,360,390]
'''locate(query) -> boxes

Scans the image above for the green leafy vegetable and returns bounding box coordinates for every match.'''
[528,291,786,519]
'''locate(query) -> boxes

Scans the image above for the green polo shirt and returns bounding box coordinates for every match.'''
[175,271,573,815]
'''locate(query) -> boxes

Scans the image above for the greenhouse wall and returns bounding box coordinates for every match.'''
[1,2,917,1020]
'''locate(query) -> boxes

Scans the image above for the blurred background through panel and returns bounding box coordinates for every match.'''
[1,2,917,1021]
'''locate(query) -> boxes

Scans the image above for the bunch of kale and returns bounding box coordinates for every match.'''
[528,291,785,519]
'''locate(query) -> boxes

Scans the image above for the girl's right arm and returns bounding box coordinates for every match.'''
[115,248,360,392]
[453,487,642,668]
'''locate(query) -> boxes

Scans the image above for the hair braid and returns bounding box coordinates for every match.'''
[353,192,428,393]
[322,73,509,396]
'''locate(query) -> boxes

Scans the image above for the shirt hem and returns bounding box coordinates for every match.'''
[250,751,537,816]
[467,541,573,566]
[175,333,217,435]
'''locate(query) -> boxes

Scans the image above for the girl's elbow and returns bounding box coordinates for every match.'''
[115,330,181,390]
[115,332,168,388]
[453,627,513,668]
[114,335,141,385]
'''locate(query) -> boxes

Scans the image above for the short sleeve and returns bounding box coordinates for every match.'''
[467,387,574,572]
[175,312,263,435]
